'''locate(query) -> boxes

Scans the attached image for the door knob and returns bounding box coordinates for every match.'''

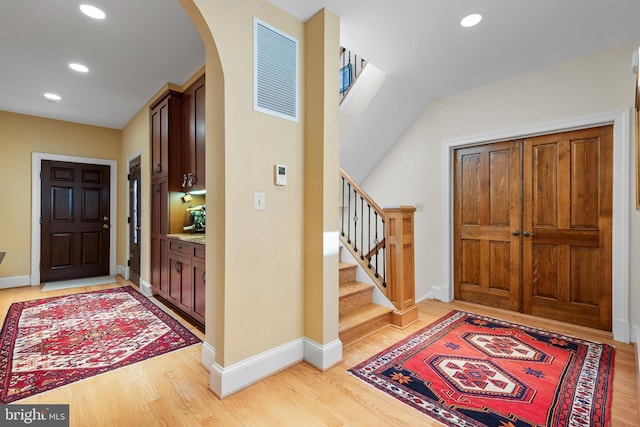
[523,231,534,237]
[511,230,520,236]
[103,216,109,221]
[103,224,110,229]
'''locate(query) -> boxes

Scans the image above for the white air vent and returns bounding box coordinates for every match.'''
[254,18,299,122]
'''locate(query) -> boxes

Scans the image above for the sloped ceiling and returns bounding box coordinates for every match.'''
[266,0,640,181]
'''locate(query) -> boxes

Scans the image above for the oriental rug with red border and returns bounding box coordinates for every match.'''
[0,286,200,403]
[349,310,614,427]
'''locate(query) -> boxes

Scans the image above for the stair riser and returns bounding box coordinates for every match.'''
[339,266,357,285]
[339,288,374,315]
[340,313,391,347]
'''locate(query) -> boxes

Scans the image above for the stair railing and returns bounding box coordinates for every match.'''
[339,168,419,328]
[339,47,367,104]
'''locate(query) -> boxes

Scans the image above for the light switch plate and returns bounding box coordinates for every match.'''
[254,192,266,210]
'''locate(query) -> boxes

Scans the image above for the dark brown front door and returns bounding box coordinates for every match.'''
[129,157,142,286]
[41,160,110,282]
[454,126,613,330]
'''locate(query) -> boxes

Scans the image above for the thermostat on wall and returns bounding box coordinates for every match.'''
[275,164,287,186]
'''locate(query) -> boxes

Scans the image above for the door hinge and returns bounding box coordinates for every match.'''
[127,259,131,267]
[127,173,131,181]
[39,217,42,224]
[127,216,131,224]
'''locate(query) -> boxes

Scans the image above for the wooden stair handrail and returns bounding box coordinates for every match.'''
[340,168,385,216]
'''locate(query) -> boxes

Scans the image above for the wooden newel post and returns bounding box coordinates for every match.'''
[383,206,419,328]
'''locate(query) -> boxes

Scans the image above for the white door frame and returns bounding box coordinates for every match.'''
[440,109,631,343]
[31,152,118,286]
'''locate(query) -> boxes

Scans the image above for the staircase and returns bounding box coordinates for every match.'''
[339,260,393,346]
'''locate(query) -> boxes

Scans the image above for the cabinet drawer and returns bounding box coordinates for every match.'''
[193,244,205,260]
[169,240,192,256]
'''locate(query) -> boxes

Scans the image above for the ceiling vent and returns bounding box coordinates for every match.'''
[254,18,299,122]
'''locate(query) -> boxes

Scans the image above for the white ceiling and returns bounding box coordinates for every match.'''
[0,0,204,129]
[2,1,640,176]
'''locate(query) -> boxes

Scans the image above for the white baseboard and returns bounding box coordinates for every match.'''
[118,264,129,280]
[201,342,216,371]
[613,318,630,344]
[209,338,305,398]
[139,279,153,297]
[416,291,434,303]
[0,275,31,289]
[431,285,452,302]
[304,338,343,371]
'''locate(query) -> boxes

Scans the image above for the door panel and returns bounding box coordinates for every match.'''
[129,158,142,286]
[41,160,110,282]
[522,126,612,330]
[454,140,522,311]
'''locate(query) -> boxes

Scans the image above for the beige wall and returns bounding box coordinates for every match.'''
[363,41,640,327]
[192,0,308,365]
[303,10,340,345]
[0,110,120,279]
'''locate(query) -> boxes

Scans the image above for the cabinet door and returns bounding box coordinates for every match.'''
[182,75,205,191]
[192,260,206,324]
[168,251,192,312]
[150,91,183,188]
[151,180,169,297]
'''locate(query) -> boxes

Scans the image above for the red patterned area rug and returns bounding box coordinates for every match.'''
[0,286,200,403]
[349,310,614,427]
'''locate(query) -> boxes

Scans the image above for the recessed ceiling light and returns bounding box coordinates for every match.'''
[44,93,62,101]
[460,13,482,28]
[69,63,89,73]
[80,4,106,20]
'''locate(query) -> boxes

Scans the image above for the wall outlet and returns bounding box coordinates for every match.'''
[416,202,424,212]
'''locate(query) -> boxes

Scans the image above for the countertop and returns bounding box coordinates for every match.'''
[167,233,206,245]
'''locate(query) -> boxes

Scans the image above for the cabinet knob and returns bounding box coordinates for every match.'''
[175,261,182,273]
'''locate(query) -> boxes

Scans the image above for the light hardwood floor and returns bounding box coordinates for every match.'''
[1,277,638,426]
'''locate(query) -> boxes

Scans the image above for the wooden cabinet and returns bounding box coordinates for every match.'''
[167,238,206,329]
[150,180,169,298]
[168,247,192,313]
[181,75,206,191]
[149,80,206,330]
[192,245,206,324]
[150,90,183,188]
[150,90,182,299]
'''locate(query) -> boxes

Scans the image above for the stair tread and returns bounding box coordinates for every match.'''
[339,303,393,332]
[339,262,357,270]
[339,281,373,298]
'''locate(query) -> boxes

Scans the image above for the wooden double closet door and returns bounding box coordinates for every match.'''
[454,126,612,330]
